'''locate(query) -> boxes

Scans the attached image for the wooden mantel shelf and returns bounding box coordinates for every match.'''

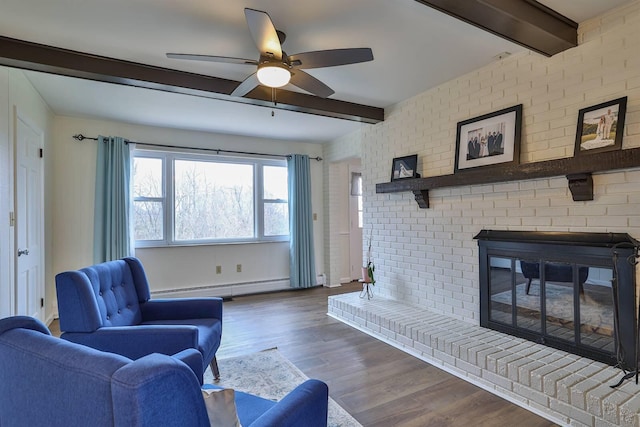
[376,147,640,208]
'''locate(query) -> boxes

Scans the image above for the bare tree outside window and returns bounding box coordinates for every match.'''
[263,165,289,236]
[133,157,164,240]
[174,160,253,240]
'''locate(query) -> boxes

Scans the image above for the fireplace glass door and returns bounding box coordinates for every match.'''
[488,255,617,362]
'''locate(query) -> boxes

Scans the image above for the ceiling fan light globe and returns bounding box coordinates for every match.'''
[257,64,291,88]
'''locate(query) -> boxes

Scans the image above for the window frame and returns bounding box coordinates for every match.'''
[261,164,290,238]
[133,149,289,248]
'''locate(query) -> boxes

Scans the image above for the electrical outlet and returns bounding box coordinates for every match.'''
[236,264,242,273]
[313,213,317,221]
[216,266,222,274]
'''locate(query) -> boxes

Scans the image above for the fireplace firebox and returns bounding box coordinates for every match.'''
[475,230,638,371]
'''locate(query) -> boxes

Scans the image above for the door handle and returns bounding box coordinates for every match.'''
[17,248,29,257]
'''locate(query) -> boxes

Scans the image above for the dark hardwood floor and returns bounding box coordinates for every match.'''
[50,283,557,426]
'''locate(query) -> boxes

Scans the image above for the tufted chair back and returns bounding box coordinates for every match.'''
[56,258,151,332]
[519,260,589,283]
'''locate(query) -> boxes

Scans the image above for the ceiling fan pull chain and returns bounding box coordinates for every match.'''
[271,87,277,117]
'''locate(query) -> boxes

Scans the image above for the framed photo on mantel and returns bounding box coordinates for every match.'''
[454,104,523,173]
[574,97,627,157]
[390,154,418,181]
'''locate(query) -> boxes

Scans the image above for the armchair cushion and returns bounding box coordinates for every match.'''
[61,325,200,360]
[141,318,222,366]
[247,380,329,427]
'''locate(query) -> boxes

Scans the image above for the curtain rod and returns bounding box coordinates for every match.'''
[72,134,322,161]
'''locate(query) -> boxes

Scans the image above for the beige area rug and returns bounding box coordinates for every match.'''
[204,349,362,427]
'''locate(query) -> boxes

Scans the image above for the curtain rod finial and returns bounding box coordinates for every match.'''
[73,134,85,141]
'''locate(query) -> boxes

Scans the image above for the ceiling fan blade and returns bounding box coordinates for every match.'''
[244,8,282,60]
[231,73,259,97]
[289,70,335,98]
[288,48,373,69]
[166,53,258,66]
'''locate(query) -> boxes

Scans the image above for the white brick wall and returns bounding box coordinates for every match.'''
[323,2,640,425]
[325,0,640,322]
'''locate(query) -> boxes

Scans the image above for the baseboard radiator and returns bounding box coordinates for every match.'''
[150,278,291,299]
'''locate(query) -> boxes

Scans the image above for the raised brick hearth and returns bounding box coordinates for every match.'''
[328,292,640,427]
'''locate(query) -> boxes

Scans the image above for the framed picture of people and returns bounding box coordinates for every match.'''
[574,97,627,157]
[454,104,522,173]
[390,154,418,181]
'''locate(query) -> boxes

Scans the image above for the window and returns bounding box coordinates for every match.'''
[351,172,363,228]
[133,150,289,246]
[133,156,164,241]
[263,165,289,236]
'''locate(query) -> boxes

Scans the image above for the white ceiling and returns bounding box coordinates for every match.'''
[0,0,632,143]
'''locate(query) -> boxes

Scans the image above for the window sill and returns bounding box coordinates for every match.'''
[135,239,289,250]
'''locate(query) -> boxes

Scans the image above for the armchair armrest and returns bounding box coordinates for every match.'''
[172,348,204,385]
[0,315,50,336]
[61,325,199,360]
[141,298,223,322]
[112,353,210,427]
[250,379,329,427]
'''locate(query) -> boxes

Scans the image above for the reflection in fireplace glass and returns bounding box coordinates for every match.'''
[489,257,512,326]
[579,266,614,353]
[516,259,542,333]
[488,257,615,354]
[541,261,576,342]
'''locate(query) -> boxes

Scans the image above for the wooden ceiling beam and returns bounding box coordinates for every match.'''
[0,36,384,124]
[413,0,578,57]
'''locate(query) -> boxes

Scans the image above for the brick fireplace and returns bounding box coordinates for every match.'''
[329,230,640,425]
[475,230,638,372]
[325,1,640,424]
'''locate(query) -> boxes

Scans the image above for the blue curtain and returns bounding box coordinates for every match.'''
[287,154,316,288]
[93,136,133,263]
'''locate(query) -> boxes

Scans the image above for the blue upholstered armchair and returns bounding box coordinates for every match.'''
[55,257,223,383]
[0,316,329,427]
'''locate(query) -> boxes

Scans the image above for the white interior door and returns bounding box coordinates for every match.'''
[14,110,44,319]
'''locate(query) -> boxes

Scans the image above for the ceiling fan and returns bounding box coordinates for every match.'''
[167,8,374,98]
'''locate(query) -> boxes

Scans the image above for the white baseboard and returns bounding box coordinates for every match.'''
[324,282,342,288]
[150,278,291,299]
